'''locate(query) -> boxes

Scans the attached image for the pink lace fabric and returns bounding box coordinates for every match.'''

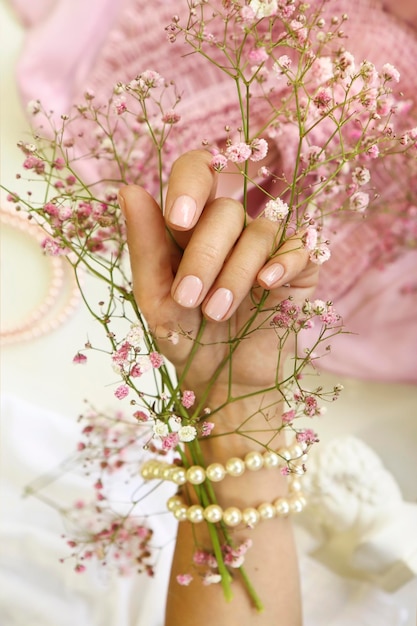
[13,0,417,383]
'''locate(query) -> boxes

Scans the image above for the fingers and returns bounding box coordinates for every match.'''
[171,197,245,308]
[118,184,175,321]
[164,150,217,237]
[257,234,318,291]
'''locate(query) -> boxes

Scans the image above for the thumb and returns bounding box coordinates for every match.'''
[118,185,175,323]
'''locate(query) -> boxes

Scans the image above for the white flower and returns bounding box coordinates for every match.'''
[153,419,169,438]
[350,191,369,212]
[249,0,278,18]
[126,324,144,348]
[264,197,289,221]
[178,425,197,442]
[352,167,371,186]
[310,242,331,265]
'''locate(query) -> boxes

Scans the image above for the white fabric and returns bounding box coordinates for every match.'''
[1,393,415,626]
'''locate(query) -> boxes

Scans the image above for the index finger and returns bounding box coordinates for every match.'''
[164,150,217,232]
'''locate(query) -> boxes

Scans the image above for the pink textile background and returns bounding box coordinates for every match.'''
[11,0,417,383]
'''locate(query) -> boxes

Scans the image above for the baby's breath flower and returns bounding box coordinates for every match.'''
[178,425,197,442]
[249,0,278,18]
[350,191,370,212]
[153,419,169,439]
[352,166,371,186]
[381,63,400,83]
[249,138,268,162]
[176,573,193,586]
[264,197,289,221]
[226,142,252,163]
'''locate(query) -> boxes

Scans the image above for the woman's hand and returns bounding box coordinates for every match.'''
[119,150,318,410]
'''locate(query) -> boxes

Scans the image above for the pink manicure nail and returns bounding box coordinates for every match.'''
[205,288,233,321]
[258,263,285,287]
[174,275,203,307]
[169,195,197,228]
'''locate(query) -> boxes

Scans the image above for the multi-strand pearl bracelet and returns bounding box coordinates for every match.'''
[166,475,306,527]
[140,442,307,486]
[140,443,307,526]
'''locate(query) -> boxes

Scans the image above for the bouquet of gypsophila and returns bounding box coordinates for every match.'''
[5,0,417,610]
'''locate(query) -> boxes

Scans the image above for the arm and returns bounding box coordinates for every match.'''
[119,150,318,626]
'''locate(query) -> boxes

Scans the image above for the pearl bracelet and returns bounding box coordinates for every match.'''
[166,477,306,527]
[140,442,308,486]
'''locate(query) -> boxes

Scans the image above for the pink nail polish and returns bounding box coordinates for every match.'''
[174,275,203,307]
[258,263,285,287]
[205,288,233,321]
[169,195,197,228]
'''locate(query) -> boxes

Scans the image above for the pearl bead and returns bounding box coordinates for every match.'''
[166,495,183,512]
[225,457,245,477]
[263,450,280,468]
[244,451,264,471]
[206,463,226,482]
[174,505,188,521]
[242,507,260,527]
[140,464,152,479]
[186,466,206,485]
[204,504,223,523]
[274,497,290,516]
[186,504,205,523]
[291,444,303,459]
[223,507,242,527]
[171,467,187,485]
[290,498,304,513]
[162,466,174,480]
[279,448,292,461]
[289,478,302,492]
[258,502,276,520]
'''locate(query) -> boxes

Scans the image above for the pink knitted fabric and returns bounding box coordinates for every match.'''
[13,0,417,383]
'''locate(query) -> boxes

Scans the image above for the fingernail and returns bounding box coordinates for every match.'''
[174,275,203,307]
[205,288,233,321]
[117,192,126,216]
[258,263,285,287]
[169,195,197,228]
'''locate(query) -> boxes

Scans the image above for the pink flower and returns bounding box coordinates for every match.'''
[302,227,318,251]
[74,564,86,573]
[149,352,164,368]
[210,154,228,172]
[200,421,215,436]
[226,142,252,163]
[282,409,296,424]
[366,144,379,159]
[114,384,129,400]
[162,109,181,124]
[310,242,331,265]
[381,63,400,83]
[314,88,332,112]
[161,432,180,450]
[248,47,268,65]
[73,352,87,364]
[250,138,268,162]
[181,390,195,409]
[350,191,369,212]
[176,573,193,586]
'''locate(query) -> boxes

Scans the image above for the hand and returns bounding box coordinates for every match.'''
[119,150,318,412]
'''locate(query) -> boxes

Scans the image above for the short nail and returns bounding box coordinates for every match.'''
[258,263,285,287]
[117,192,126,216]
[205,288,233,321]
[169,195,197,228]
[174,275,203,307]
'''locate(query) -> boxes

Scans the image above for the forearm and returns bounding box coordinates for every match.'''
[164,401,303,626]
